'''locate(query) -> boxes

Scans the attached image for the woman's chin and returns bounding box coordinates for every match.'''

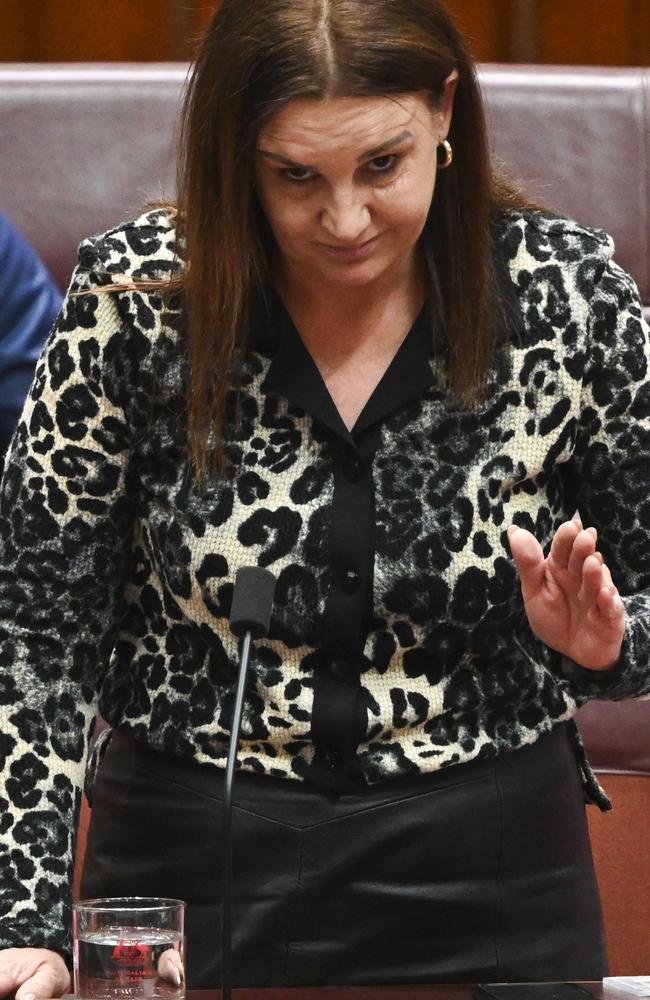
[311,252,393,288]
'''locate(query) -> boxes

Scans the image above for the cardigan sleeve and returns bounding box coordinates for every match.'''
[559,256,650,701]
[0,245,136,956]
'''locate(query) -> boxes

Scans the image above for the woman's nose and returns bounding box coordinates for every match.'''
[320,189,371,243]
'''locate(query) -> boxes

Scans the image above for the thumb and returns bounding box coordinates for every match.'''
[508,525,546,602]
[13,954,70,1000]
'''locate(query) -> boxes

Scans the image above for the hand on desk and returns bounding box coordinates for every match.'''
[0,947,70,999]
[508,515,625,672]
[157,948,185,987]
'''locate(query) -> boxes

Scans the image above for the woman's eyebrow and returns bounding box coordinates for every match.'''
[257,129,415,168]
[361,130,414,160]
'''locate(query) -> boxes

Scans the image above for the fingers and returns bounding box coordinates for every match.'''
[548,518,581,571]
[507,525,543,569]
[16,964,70,1000]
[157,949,184,987]
[561,523,619,616]
[571,546,624,627]
[548,520,598,577]
[5,950,71,1000]
[507,525,547,602]
[567,528,598,579]
[596,582,625,622]
[583,555,625,623]
[0,949,35,999]
[580,554,605,604]
[511,517,622,618]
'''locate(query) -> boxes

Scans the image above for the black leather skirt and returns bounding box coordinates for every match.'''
[81,723,607,988]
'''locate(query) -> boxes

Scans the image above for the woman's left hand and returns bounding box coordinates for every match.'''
[508,516,625,671]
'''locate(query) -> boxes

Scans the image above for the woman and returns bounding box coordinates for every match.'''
[1,0,649,993]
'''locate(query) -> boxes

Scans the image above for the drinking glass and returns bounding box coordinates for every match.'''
[73,897,186,1000]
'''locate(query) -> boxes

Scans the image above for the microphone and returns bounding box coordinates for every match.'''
[222,566,276,1000]
[229,565,276,640]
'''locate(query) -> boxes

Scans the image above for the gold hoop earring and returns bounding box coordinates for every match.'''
[437,139,453,170]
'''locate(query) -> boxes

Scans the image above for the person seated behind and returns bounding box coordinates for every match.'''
[0,212,62,460]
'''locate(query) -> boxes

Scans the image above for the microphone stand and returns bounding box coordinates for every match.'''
[221,630,253,1000]
[221,566,275,1000]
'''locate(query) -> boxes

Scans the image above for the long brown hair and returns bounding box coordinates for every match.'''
[168,0,531,477]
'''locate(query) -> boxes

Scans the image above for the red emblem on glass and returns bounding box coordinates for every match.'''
[111,939,152,971]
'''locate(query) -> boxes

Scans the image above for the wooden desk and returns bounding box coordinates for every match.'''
[180,985,632,1000]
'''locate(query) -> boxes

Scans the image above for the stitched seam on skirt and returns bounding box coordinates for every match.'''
[131,764,306,830]
[303,773,489,831]
[283,826,306,981]
[492,766,506,977]
[133,761,489,831]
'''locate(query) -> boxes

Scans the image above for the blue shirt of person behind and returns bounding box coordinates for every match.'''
[0,212,63,460]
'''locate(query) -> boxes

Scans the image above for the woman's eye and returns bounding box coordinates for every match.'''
[279,156,399,184]
[283,167,315,182]
[367,154,399,174]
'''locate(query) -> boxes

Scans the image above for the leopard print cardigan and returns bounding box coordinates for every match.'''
[1,207,649,954]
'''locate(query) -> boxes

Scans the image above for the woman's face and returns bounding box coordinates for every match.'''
[254,83,456,292]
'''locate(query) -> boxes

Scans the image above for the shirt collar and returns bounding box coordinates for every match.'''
[246,215,523,440]
[253,290,436,441]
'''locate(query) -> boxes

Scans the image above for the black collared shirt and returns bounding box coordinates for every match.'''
[256,294,437,789]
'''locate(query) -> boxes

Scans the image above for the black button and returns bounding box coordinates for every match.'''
[342,454,364,483]
[339,567,361,594]
[322,749,342,770]
[330,658,348,680]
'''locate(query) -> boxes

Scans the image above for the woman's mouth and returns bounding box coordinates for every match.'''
[318,235,381,262]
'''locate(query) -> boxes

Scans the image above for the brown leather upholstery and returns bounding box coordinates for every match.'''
[577,699,650,776]
[2,62,649,972]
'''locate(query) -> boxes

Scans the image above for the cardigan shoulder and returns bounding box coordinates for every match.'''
[495,207,614,262]
[76,207,181,286]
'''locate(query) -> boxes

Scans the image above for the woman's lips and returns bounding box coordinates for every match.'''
[318,235,380,261]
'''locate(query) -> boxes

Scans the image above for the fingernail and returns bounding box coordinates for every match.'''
[572,509,582,523]
[507,525,518,536]
[24,993,36,1000]
[173,970,181,987]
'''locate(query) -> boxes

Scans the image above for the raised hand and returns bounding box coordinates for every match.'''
[508,515,625,671]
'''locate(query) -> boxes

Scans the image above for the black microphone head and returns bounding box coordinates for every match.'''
[229,566,276,639]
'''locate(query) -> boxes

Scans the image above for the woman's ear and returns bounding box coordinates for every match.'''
[440,69,459,138]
